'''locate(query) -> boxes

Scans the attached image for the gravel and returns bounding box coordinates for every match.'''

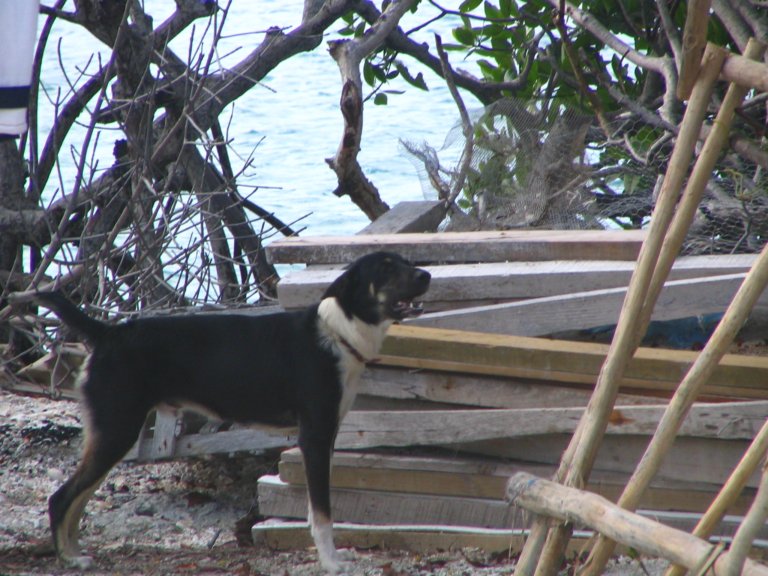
[0,388,669,575]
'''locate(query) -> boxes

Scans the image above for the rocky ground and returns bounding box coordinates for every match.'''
[0,388,669,575]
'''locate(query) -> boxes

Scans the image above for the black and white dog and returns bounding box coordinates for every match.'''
[33,252,430,573]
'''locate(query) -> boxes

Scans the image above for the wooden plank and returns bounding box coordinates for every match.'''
[456,434,758,489]
[258,473,525,529]
[266,230,646,264]
[276,255,756,310]
[357,201,444,234]
[379,325,768,400]
[358,365,660,409]
[149,411,180,460]
[257,475,760,537]
[332,401,766,451]
[277,448,756,514]
[125,426,296,461]
[411,272,768,336]
[251,520,608,556]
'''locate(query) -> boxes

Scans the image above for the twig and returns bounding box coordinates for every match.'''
[434,34,473,210]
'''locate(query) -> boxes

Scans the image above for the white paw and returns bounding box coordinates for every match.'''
[319,547,355,574]
[334,548,356,563]
[62,554,94,570]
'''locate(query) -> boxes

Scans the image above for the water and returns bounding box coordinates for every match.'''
[36,1,474,237]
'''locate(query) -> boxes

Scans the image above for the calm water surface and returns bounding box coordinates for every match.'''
[37,1,473,237]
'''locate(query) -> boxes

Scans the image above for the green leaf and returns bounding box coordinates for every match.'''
[395,62,429,91]
[459,0,483,11]
[373,93,388,106]
[452,26,476,46]
[484,1,502,20]
[499,0,515,17]
[363,61,376,86]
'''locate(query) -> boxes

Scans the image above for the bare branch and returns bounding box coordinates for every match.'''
[324,0,420,219]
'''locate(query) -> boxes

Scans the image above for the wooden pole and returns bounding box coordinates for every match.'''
[720,462,768,576]
[642,38,767,347]
[721,52,768,93]
[664,418,768,576]
[677,0,712,100]
[578,38,766,576]
[513,44,727,576]
[506,472,768,576]
[581,232,768,574]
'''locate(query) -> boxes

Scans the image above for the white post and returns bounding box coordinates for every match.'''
[0,1,40,137]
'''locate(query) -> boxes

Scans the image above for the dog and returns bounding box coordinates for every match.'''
[32,251,430,573]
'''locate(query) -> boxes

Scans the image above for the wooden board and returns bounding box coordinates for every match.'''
[277,448,756,515]
[379,325,768,400]
[357,201,445,234]
[454,434,758,488]
[258,473,528,529]
[256,475,760,537]
[411,272,767,336]
[125,425,296,461]
[251,520,605,556]
[358,365,661,409]
[333,401,766,451]
[266,230,646,264]
[276,255,757,310]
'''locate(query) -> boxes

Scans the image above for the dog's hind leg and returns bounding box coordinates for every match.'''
[50,410,147,569]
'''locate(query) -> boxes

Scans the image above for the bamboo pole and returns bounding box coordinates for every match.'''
[506,472,768,576]
[677,0,712,100]
[665,419,768,576]
[578,38,767,576]
[581,229,768,575]
[642,39,766,345]
[513,44,728,576]
[720,461,768,576]
[721,52,768,93]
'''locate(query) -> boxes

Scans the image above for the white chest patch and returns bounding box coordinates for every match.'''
[317,297,392,421]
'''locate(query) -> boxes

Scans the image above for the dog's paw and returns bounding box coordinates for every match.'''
[61,554,94,570]
[319,547,355,574]
[334,548,356,563]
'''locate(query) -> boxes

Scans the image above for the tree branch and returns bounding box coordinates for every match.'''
[324,0,420,219]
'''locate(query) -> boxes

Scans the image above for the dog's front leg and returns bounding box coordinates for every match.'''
[299,426,351,574]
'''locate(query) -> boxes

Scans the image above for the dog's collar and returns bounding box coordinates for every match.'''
[338,336,374,364]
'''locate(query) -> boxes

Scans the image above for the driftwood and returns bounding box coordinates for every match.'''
[506,472,768,576]
[325,0,418,219]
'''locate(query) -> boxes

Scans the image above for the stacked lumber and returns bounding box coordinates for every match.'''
[254,223,768,549]
[256,438,761,545]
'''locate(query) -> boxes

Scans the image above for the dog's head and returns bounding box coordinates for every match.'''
[322,252,431,325]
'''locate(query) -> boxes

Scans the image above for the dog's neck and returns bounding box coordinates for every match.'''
[317,297,391,363]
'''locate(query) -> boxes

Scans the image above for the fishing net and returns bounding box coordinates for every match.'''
[402,97,768,255]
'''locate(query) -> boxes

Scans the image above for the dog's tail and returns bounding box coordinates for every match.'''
[34,291,107,343]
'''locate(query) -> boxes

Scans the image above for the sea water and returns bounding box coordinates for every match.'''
[36,0,473,237]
